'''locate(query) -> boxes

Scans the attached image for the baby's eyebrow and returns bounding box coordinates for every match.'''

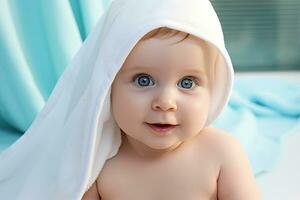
[121,66,149,72]
[122,65,206,76]
[179,67,206,76]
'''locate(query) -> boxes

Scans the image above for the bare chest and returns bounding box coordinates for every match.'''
[97,142,219,200]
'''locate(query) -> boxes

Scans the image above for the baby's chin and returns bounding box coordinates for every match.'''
[142,138,184,153]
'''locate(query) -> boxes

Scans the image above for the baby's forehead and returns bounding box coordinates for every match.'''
[120,34,217,73]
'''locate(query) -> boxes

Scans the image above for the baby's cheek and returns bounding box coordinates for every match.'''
[181,97,209,129]
[124,93,146,111]
[184,93,209,111]
[113,91,144,119]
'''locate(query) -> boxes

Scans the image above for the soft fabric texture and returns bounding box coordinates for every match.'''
[0,0,233,199]
[214,77,300,175]
[0,0,109,135]
[0,1,115,157]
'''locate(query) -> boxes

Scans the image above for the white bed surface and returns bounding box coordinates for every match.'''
[236,71,300,200]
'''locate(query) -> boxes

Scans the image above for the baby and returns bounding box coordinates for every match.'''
[81,28,261,200]
[0,0,262,199]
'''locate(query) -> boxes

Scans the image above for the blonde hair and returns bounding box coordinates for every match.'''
[140,27,190,43]
[140,27,216,93]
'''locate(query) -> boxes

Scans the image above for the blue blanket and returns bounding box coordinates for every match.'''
[213,77,300,175]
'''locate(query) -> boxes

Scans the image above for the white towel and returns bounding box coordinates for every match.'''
[0,0,234,199]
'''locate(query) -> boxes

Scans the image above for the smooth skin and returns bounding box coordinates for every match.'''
[82,32,261,200]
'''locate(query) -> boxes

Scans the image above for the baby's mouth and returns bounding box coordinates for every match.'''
[146,123,178,127]
[153,124,173,128]
[145,122,179,134]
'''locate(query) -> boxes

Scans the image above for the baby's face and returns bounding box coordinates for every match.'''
[111,32,212,155]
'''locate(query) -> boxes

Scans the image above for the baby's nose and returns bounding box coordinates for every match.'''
[151,88,177,112]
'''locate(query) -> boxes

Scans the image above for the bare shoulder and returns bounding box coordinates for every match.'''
[199,127,261,200]
[200,127,254,171]
[196,126,245,158]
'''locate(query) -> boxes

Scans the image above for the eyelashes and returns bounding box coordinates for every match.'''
[133,74,155,87]
[132,73,201,89]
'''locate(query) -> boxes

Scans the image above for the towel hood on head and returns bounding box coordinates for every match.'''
[0,0,233,199]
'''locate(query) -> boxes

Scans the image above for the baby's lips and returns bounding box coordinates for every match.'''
[154,124,174,128]
[146,123,178,129]
[146,122,179,127]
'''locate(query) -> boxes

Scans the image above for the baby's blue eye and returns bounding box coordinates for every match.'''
[134,74,154,87]
[178,78,196,89]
